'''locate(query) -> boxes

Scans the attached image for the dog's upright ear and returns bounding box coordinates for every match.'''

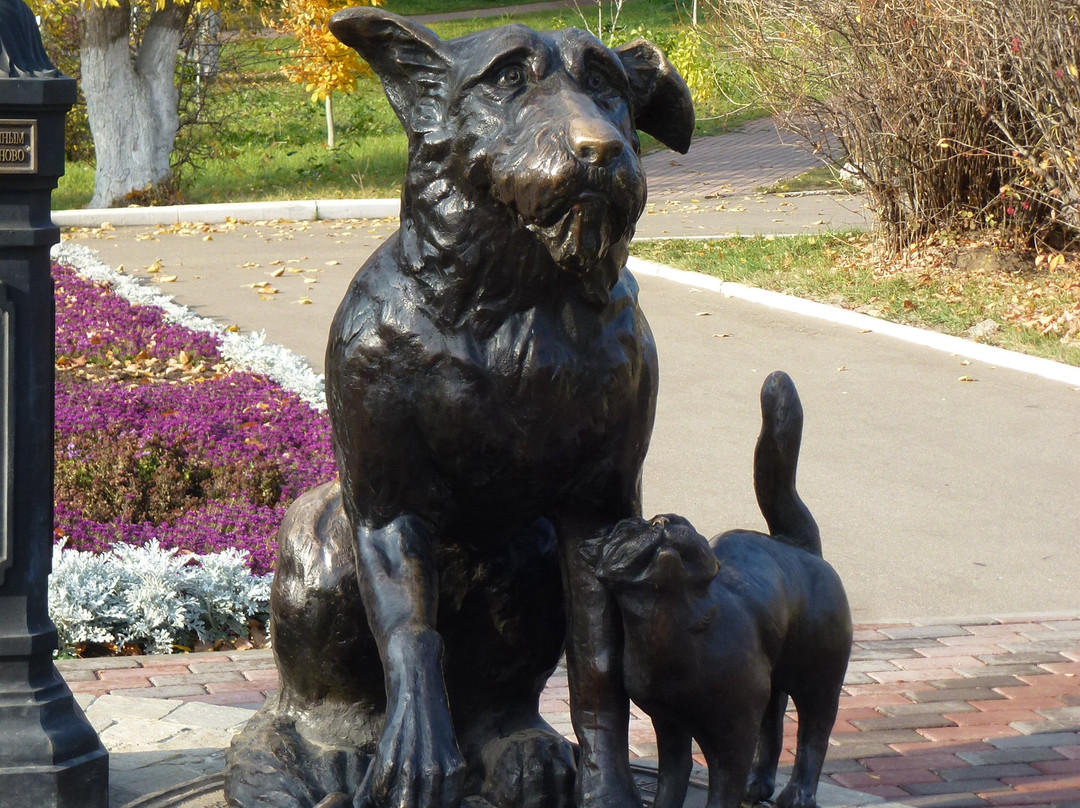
[329,7,449,136]
[615,40,695,154]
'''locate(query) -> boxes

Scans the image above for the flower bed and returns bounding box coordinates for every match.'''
[49,246,337,653]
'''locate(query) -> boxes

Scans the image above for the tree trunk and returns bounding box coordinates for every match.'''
[80,0,191,208]
[193,10,221,94]
[325,93,335,149]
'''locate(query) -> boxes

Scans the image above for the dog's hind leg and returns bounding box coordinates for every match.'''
[652,716,692,808]
[744,688,788,805]
[753,371,821,556]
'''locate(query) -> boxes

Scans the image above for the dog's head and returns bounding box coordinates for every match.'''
[584,514,719,594]
[331,8,694,282]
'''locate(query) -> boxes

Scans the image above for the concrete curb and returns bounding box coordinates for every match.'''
[52,198,400,228]
[626,256,1080,389]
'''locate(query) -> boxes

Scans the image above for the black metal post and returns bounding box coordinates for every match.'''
[0,2,109,805]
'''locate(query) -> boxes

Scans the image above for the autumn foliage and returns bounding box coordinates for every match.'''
[266,0,382,102]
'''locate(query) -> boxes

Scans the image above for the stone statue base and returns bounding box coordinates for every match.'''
[116,764,717,808]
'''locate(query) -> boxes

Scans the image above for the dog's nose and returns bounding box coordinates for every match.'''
[568,117,625,166]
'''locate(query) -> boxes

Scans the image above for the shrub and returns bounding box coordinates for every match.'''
[50,540,272,655]
[711,0,1080,251]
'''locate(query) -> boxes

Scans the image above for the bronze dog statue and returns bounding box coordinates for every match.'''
[588,372,852,808]
[225,8,694,808]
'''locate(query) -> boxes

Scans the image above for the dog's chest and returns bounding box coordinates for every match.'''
[420,301,649,483]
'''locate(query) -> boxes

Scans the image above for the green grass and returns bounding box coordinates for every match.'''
[631,236,1080,367]
[55,162,95,211]
[55,0,763,209]
[760,164,860,195]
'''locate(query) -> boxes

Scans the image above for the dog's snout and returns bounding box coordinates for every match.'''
[567,116,625,166]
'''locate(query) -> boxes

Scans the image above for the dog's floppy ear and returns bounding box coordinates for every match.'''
[615,40,695,155]
[330,7,449,134]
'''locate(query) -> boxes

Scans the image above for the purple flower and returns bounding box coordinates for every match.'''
[52,264,337,573]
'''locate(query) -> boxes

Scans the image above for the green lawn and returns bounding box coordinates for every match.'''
[632,236,1080,367]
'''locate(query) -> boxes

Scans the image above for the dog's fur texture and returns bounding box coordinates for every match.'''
[224,9,694,808]
[588,372,852,808]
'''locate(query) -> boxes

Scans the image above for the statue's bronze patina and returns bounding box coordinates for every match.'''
[225,8,694,808]
[588,372,852,808]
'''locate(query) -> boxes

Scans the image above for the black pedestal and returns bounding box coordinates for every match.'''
[0,73,109,808]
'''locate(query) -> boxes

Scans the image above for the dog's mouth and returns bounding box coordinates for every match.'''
[522,192,635,276]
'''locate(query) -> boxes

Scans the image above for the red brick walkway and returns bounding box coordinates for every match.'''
[58,614,1080,808]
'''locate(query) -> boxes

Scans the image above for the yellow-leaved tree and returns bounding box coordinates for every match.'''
[266,0,382,148]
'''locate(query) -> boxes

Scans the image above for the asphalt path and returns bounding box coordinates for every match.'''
[65,219,1080,623]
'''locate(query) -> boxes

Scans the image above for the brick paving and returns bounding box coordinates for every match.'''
[641,116,823,201]
[59,614,1080,808]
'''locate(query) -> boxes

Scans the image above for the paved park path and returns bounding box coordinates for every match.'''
[56,111,1080,808]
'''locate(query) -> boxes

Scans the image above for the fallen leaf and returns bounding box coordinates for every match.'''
[146,259,163,274]
[270,267,285,278]
[156,274,178,283]
[297,297,313,305]
[958,375,975,382]
[694,311,711,317]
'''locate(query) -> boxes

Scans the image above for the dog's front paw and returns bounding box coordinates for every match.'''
[775,782,818,808]
[478,728,576,808]
[358,674,465,808]
[578,762,643,808]
[744,771,776,805]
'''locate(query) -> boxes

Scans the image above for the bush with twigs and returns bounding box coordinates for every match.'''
[709,0,1080,253]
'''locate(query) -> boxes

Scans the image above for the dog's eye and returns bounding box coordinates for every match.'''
[583,69,610,94]
[495,65,526,89]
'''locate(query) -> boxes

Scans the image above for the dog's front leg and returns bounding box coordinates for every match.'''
[560,523,642,808]
[352,514,465,808]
